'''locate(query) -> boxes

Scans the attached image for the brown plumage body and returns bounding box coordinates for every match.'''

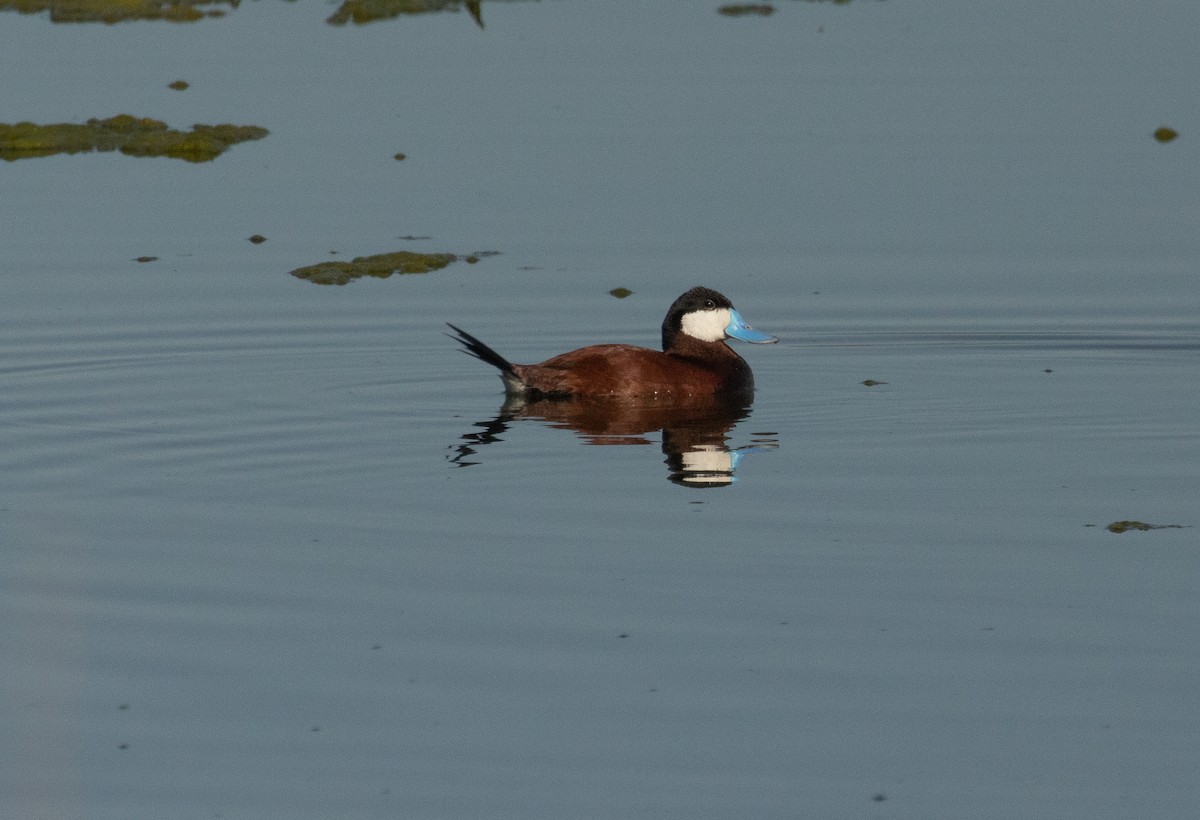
[505,337,753,397]
[448,287,775,399]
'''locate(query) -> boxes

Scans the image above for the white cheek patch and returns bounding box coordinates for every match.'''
[679,308,731,342]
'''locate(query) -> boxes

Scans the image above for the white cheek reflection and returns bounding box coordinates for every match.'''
[677,446,736,485]
[679,308,731,342]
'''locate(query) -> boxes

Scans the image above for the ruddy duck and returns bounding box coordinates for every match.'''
[448,286,777,398]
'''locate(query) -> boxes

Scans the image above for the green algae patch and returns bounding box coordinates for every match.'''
[327,0,483,27]
[0,115,268,162]
[0,0,53,13]
[289,251,459,286]
[609,287,633,299]
[1,0,238,23]
[1154,126,1178,143]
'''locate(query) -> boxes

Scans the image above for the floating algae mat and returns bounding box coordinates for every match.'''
[0,0,237,23]
[289,251,461,286]
[327,0,483,27]
[0,115,268,162]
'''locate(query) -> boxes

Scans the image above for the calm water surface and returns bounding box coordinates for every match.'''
[3,2,1199,818]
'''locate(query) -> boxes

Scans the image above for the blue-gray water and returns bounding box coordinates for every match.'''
[3,2,1199,818]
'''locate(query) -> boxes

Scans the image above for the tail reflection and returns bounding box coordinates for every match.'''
[449,394,777,485]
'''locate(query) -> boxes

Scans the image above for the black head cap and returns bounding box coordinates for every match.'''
[661,286,733,350]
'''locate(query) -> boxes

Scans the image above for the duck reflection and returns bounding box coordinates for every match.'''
[449,393,777,486]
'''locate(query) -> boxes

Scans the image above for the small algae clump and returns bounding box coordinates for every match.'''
[609,287,633,299]
[1107,520,1152,533]
[289,251,459,286]
[1154,126,1179,143]
[0,115,268,162]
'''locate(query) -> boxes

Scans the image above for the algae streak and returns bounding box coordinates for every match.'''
[1105,520,1189,534]
[0,115,268,162]
[0,0,237,23]
[289,251,459,286]
[717,5,775,16]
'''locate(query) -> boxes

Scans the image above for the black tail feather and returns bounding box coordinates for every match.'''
[446,323,518,379]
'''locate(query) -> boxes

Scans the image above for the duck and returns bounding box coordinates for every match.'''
[447,286,777,398]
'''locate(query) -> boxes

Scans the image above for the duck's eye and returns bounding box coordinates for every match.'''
[703,299,715,308]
